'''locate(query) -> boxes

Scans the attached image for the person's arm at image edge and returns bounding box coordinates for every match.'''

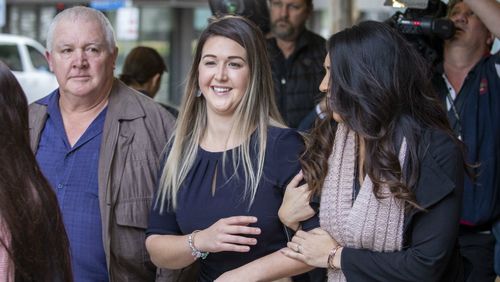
[465,0,500,38]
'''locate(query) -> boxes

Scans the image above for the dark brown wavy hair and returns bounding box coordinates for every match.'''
[0,61,73,281]
[302,21,455,207]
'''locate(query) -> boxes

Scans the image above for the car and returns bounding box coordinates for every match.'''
[0,34,58,103]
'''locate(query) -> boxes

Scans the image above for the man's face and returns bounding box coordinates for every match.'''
[269,0,311,41]
[47,18,117,99]
[447,2,492,49]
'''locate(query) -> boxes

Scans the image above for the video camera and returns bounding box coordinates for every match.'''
[384,0,455,66]
[385,0,455,39]
[208,0,270,34]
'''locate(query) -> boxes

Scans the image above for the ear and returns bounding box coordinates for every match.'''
[112,46,119,69]
[152,73,162,87]
[145,73,162,97]
[46,50,54,72]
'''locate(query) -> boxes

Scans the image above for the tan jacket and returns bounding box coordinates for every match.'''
[29,79,178,281]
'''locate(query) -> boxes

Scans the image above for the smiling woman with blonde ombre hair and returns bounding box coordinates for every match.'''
[145,15,319,281]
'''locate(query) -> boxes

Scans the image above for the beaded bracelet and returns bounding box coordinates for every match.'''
[188,230,209,260]
[327,245,342,270]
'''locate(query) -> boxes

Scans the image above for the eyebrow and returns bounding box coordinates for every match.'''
[56,42,104,48]
[202,54,246,61]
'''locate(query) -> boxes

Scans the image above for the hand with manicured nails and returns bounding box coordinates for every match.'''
[281,228,340,268]
[195,216,261,253]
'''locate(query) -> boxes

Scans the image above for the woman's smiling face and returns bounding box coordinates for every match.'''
[198,35,250,117]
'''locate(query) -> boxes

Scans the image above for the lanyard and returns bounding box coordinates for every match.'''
[442,74,463,140]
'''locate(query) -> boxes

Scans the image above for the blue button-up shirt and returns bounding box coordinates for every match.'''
[35,92,108,282]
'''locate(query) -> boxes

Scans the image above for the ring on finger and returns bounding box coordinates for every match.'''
[296,244,302,253]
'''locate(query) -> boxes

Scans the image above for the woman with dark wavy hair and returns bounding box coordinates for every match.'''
[278,21,465,281]
[0,61,72,281]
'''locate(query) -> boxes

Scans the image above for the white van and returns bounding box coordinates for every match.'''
[0,34,58,103]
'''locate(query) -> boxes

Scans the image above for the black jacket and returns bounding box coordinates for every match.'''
[341,128,465,282]
[267,30,326,128]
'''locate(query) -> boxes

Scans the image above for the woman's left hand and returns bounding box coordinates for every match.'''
[278,171,315,231]
[281,228,338,268]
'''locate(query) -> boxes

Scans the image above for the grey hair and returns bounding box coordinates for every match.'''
[46,6,116,52]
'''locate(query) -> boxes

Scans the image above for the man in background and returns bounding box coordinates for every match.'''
[267,0,326,128]
[120,46,178,117]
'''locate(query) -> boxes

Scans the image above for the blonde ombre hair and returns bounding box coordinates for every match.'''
[156,16,284,212]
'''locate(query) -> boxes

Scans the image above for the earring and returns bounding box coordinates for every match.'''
[196,89,202,97]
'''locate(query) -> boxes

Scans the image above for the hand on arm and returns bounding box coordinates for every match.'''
[195,216,261,253]
[146,216,261,269]
[278,171,315,231]
[280,228,341,269]
[465,0,500,38]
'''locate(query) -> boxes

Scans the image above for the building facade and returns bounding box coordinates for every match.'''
[1,0,336,106]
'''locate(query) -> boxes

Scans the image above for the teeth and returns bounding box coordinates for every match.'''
[213,87,231,93]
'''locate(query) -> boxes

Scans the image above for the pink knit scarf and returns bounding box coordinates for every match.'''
[320,123,406,282]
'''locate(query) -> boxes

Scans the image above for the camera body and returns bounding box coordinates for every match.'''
[385,0,454,66]
[392,13,455,39]
[387,0,455,39]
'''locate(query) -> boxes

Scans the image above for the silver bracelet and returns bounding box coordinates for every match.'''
[188,230,209,259]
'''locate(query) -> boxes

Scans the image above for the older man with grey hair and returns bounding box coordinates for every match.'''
[29,6,177,281]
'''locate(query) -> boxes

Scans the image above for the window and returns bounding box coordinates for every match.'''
[28,45,49,71]
[0,44,22,71]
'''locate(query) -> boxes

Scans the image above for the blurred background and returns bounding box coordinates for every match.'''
[0,0,497,106]
[0,0,397,105]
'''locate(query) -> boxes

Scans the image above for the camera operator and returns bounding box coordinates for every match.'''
[432,0,500,281]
